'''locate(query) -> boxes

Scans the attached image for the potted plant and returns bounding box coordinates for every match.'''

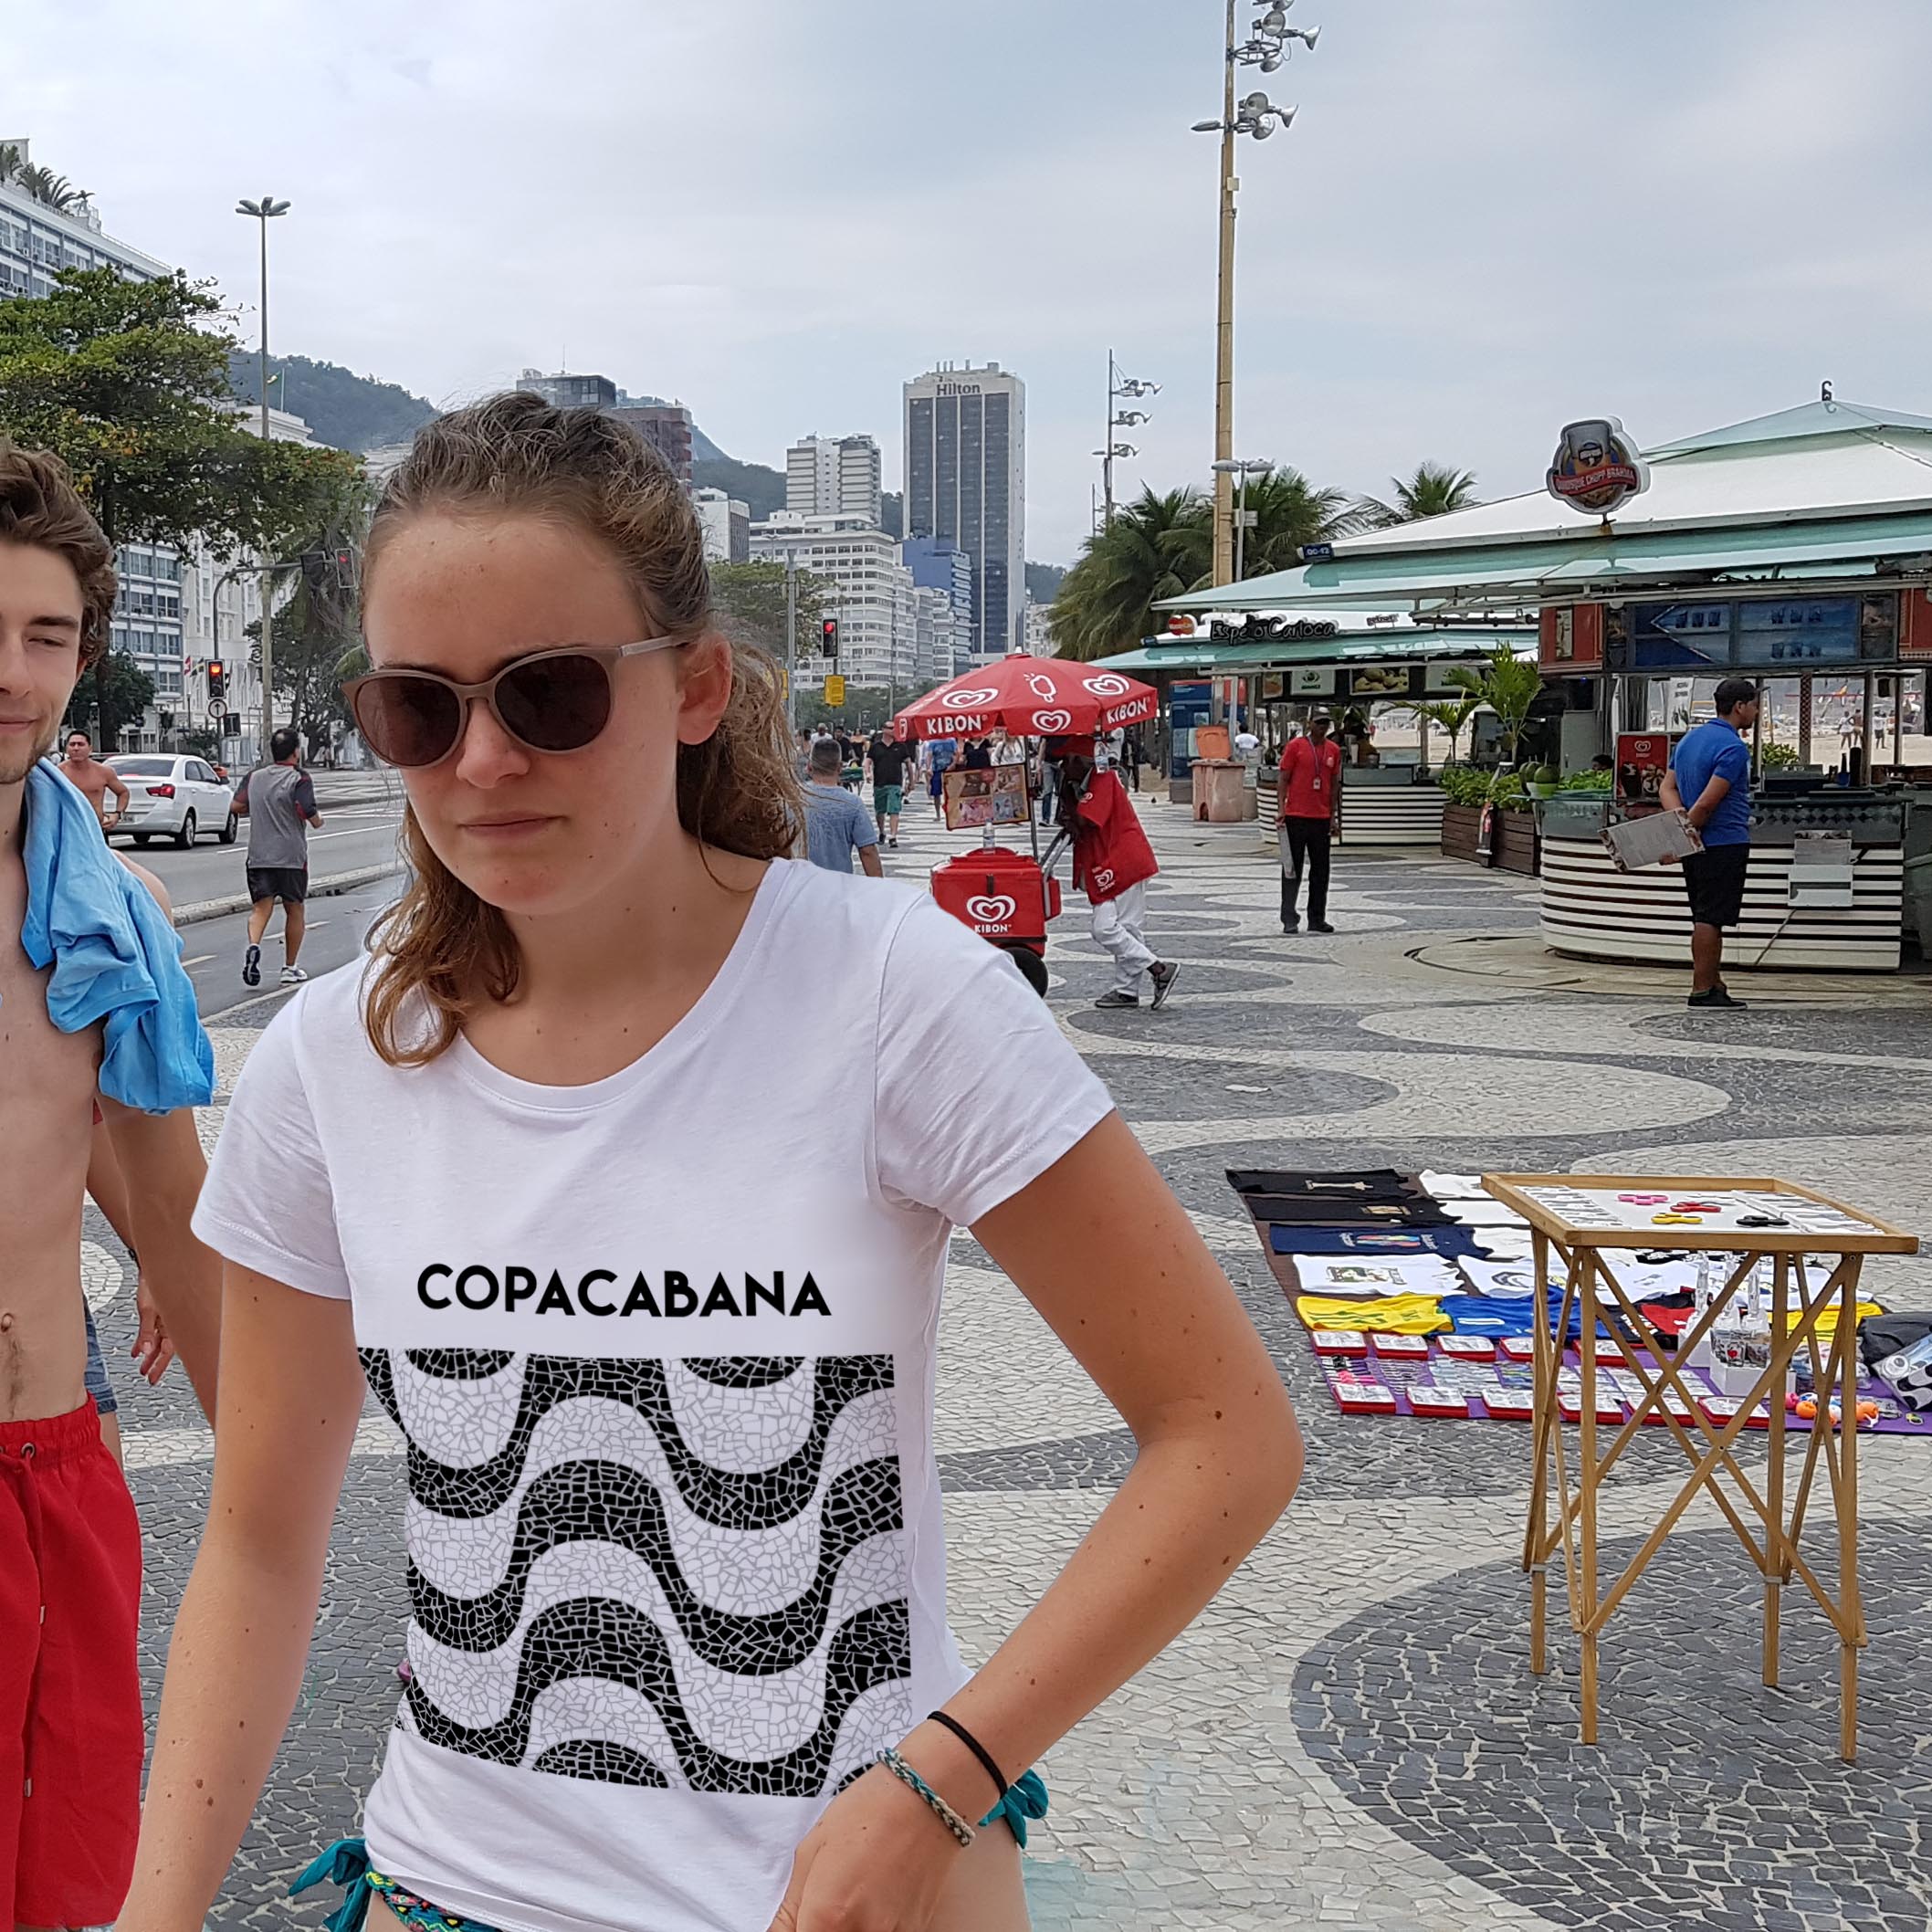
[1438,762,1490,860]
[1446,646,1545,768]
[1526,762,1559,800]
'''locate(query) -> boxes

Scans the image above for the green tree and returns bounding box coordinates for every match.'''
[1049,470,1359,662]
[1446,646,1543,764]
[7,162,90,213]
[1356,461,1481,530]
[1049,487,1207,662]
[709,560,832,664]
[257,487,375,751]
[0,266,362,746]
[1402,694,1483,766]
[1234,467,1361,574]
[65,653,154,743]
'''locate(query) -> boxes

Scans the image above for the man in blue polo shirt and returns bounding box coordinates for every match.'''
[1660,677,1759,1009]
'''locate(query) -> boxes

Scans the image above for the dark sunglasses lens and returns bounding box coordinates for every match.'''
[495,653,614,752]
[355,676,462,768]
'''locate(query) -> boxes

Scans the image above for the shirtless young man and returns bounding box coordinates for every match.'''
[0,444,223,1932]
[58,727,129,833]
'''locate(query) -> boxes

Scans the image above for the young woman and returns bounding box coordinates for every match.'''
[119,395,1302,1932]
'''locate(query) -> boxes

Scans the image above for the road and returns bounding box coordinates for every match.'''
[116,779,406,912]
[180,877,400,1021]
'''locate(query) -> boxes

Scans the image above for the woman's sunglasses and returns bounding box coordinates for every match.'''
[341,637,685,771]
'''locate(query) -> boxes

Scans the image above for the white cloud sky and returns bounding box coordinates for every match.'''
[11,0,1932,562]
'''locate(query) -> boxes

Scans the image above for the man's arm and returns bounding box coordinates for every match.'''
[1665,764,1732,830]
[296,771,323,829]
[852,800,882,877]
[105,767,131,821]
[101,859,221,1419]
[233,771,250,816]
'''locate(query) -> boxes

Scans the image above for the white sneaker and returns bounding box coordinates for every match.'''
[278,965,310,985]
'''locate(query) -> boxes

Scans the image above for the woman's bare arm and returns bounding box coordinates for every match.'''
[116,1265,366,1932]
[929,1110,1302,1789]
[769,1112,1302,1929]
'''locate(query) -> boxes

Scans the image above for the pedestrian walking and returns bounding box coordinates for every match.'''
[926,732,958,816]
[961,736,992,770]
[59,727,130,832]
[1660,677,1759,1008]
[0,442,221,1932]
[1120,727,1144,793]
[803,737,884,874]
[1278,712,1342,934]
[1055,742,1177,1010]
[867,727,914,848]
[236,725,324,987]
[118,395,1300,1932]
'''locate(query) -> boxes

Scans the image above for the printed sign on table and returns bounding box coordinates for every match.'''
[942,763,1028,831]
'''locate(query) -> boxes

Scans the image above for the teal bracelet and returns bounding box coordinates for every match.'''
[875,1747,977,1848]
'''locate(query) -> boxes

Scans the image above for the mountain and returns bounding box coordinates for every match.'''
[692,453,787,520]
[1025,562,1066,604]
[229,352,437,454]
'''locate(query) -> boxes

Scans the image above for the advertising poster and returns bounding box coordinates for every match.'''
[943,764,1028,831]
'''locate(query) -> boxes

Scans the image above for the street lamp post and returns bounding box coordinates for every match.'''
[236,194,290,738]
[1192,5,1318,588]
[1101,351,1160,529]
[1213,457,1275,581]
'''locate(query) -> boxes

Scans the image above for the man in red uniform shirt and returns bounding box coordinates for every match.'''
[1054,743,1179,1010]
[1278,714,1343,934]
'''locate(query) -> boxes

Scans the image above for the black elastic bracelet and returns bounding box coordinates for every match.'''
[927,1708,1008,1800]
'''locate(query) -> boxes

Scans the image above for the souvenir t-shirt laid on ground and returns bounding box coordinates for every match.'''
[191,861,1114,1932]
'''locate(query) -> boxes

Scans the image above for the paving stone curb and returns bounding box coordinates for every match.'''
[173,861,402,927]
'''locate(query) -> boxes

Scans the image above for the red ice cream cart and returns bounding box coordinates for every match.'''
[890,655,1158,994]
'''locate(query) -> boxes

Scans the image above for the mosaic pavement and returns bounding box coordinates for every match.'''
[91,797,1932,1930]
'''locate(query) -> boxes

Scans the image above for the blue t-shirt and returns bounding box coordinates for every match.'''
[1670,718,1752,845]
[803,781,878,872]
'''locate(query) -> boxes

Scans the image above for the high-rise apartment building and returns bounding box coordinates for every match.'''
[786,434,884,528]
[518,367,617,412]
[692,488,751,565]
[749,513,919,694]
[903,361,1024,662]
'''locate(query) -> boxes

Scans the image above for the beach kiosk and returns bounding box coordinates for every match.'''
[1150,397,1932,972]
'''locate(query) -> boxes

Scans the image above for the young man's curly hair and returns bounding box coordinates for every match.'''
[0,442,118,668]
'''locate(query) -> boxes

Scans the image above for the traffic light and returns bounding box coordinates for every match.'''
[820,618,839,659]
[207,659,226,703]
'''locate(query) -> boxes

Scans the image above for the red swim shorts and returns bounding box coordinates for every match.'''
[0,1400,143,1929]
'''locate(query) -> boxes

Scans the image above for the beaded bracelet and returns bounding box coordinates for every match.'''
[874,1747,977,1848]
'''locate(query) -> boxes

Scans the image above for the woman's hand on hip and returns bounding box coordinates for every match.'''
[765,1764,972,1932]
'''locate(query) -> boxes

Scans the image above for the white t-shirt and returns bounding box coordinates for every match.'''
[193,860,1113,1932]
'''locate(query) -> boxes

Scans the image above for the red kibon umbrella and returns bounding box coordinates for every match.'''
[890,653,1158,742]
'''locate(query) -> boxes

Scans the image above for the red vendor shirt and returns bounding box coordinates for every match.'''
[1073,768,1158,904]
[1279,736,1343,820]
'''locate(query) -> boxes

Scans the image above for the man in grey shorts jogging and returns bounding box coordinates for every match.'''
[236,726,323,986]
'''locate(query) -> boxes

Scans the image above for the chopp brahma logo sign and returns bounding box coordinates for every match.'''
[943,688,1001,709]
[1547,418,1650,518]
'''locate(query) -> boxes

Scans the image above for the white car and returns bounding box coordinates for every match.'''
[106,754,238,847]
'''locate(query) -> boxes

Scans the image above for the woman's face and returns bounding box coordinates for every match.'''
[362,510,730,919]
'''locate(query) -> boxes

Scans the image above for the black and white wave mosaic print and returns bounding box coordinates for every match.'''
[361,1349,914,1795]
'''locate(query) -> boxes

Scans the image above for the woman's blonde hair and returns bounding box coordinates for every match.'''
[360,392,802,1066]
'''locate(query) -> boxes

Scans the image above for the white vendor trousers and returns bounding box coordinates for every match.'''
[1090,882,1157,996]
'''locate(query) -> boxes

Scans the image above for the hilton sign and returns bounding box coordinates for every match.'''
[936,382,982,396]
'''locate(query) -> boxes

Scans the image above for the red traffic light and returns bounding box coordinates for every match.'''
[820,619,839,658]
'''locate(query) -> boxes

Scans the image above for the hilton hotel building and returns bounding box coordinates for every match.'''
[903,362,1024,662]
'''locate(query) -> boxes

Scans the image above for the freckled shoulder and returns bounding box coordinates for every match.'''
[115,852,174,920]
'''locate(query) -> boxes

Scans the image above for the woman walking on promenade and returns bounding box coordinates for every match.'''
[117,394,1302,1932]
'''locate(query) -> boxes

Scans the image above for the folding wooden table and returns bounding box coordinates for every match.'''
[1482,1174,1916,1760]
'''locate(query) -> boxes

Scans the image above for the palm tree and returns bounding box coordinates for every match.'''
[1404,695,1483,766]
[1356,461,1481,530]
[0,145,24,188]
[13,163,91,213]
[1446,646,1543,765]
[1049,487,1209,661]
[1236,467,1360,575]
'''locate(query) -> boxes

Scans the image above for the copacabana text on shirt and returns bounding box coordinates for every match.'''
[415,1265,832,1318]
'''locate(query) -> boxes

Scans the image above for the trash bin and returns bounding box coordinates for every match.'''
[1192,759,1248,824]
[1905,851,1932,954]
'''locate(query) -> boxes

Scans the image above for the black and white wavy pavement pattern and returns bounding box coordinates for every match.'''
[361,1349,913,1796]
